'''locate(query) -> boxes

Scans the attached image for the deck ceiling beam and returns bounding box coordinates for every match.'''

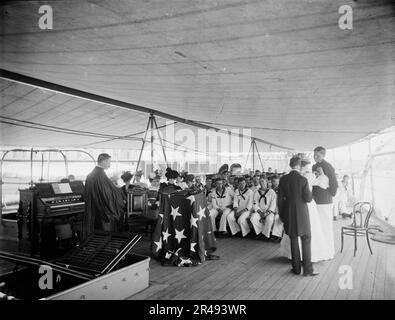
[0,69,293,150]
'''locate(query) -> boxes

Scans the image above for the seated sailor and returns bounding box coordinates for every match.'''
[204,176,214,197]
[227,177,254,237]
[250,175,260,192]
[270,175,280,194]
[250,176,283,241]
[209,177,234,234]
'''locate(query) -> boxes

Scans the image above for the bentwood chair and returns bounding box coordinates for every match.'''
[341,202,374,257]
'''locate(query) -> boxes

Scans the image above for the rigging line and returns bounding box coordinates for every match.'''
[75,121,178,148]
[0,120,142,141]
[0,87,37,110]
[158,137,214,157]
[195,120,371,134]
[75,131,216,157]
[0,82,14,93]
[0,69,293,150]
[71,137,213,157]
[0,116,141,140]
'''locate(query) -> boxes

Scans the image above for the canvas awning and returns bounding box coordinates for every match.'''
[1,0,394,151]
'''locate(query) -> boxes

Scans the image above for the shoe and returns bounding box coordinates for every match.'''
[303,272,319,277]
[261,235,271,242]
[270,236,282,243]
[290,269,301,275]
[206,254,220,260]
[254,234,263,240]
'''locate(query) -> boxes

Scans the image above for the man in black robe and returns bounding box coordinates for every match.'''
[83,153,126,239]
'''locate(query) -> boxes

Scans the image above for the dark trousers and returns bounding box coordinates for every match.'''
[290,234,313,275]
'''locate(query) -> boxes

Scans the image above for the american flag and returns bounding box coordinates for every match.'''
[152,190,217,266]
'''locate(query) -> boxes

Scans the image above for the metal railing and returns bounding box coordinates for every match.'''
[0,148,96,223]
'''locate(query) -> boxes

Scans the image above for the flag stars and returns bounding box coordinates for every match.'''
[170,206,182,221]
[197,206,206,220]
[187,195,195,204]
[174,228,187,244]
[190,215,198,228]
[190,242,197,253]
[162,229,171,242]
[154,240,162,252]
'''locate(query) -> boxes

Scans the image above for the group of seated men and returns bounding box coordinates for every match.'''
[117,164,284,242]
[206,171,284,242]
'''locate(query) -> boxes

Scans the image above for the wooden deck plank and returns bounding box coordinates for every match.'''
[358,237,381,300]
[322,226,368,300]
[134,237,257,300]
[2,218,394,300]
[170,239,262,299]
[230,253,288,300]
[217,244,282,300]
[273,223,351,300]
[333,235,367,300]
[312,247,352,299]
[300,222,354,300]
[347,239,375,300]
[384,243,395,300]
[244,256,291,299]
[177,239,276,300]
[131,235,238,299]
[371,240,387,300]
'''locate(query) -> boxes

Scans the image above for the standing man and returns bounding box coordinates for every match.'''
[83,153,126,239]
[312,146,338,259]
[278,156,317,276]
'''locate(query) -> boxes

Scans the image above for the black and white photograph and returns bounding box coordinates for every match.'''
[0,0,395,305]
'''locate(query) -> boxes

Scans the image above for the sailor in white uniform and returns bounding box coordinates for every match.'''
[227,177,254,237]
[209,177,234,234]
[250,176,283,239]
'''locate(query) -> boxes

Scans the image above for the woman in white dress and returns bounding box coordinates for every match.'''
[280,156,332,263]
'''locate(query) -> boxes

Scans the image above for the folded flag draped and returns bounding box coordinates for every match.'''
[152,190,216,266]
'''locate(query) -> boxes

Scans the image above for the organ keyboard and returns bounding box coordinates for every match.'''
[17,181,85,258]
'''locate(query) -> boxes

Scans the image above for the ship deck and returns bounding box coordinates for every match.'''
[129,217,395,300]
[1,217,394,300]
